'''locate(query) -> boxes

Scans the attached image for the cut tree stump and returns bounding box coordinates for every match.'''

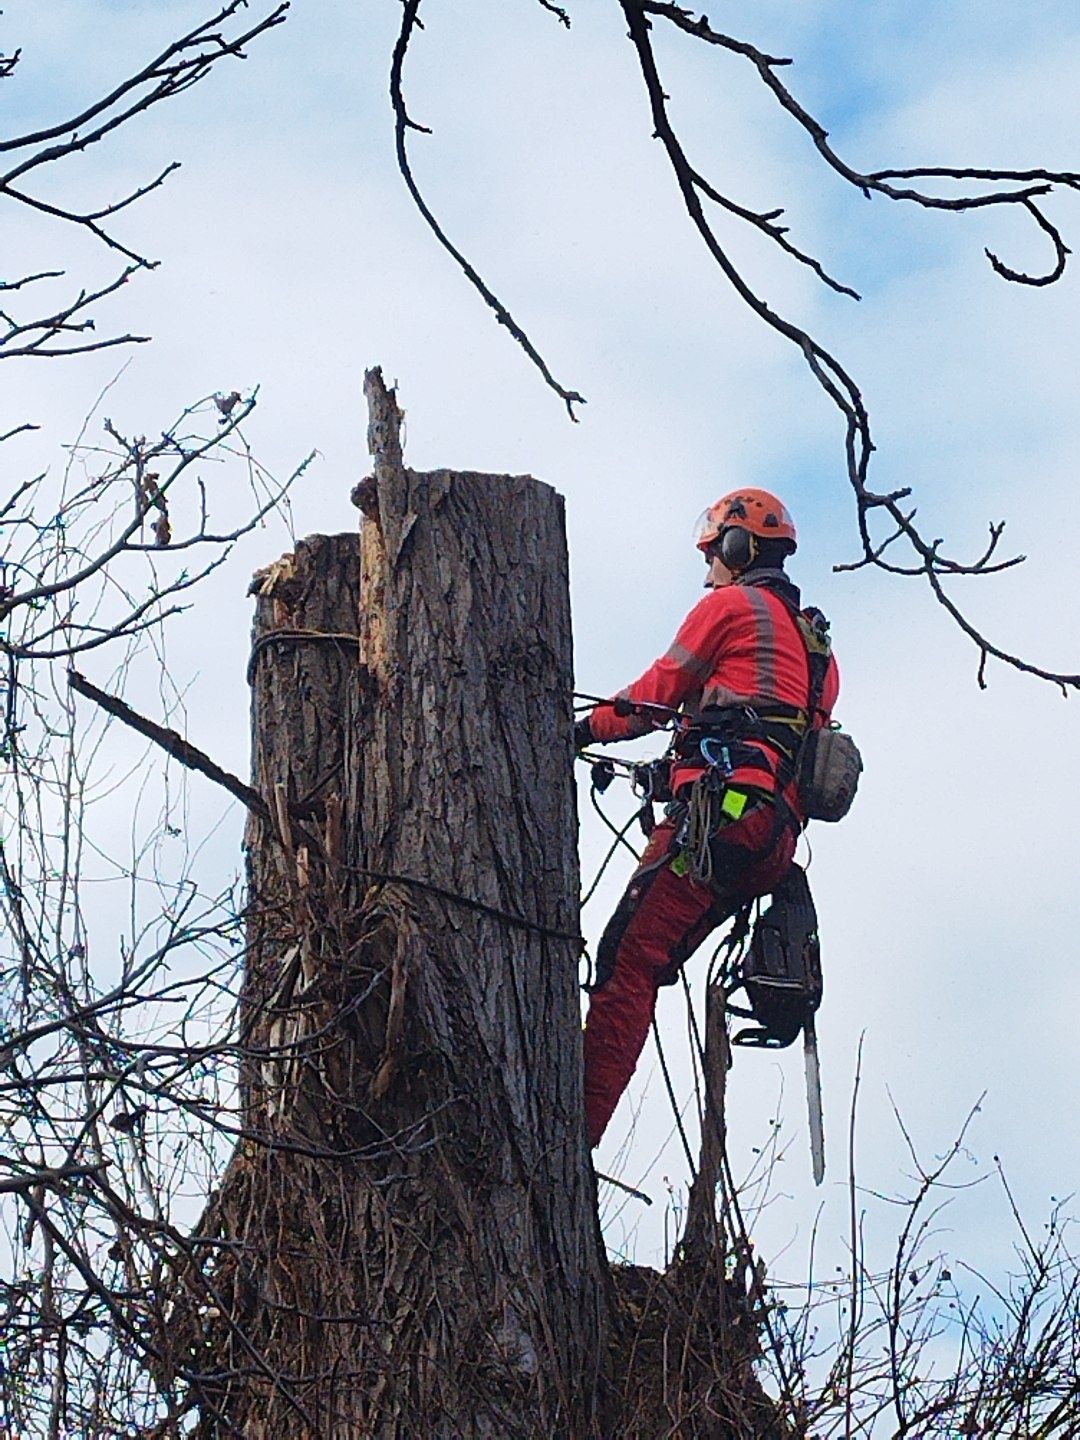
[191,371,605,1438]
[173,370,786,1440]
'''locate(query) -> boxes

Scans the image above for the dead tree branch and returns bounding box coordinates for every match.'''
[392,0,1080,689]
[0,3,289,358]
[389,0,586,419]
[67,670,270,820]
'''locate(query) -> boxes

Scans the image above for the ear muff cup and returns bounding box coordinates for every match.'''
[719,525,756,572]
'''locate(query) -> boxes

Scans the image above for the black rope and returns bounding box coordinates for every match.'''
[582,786,642,907]
[572,689,678,721]
[247,629,362,684]
[651,1016,698,1178]
[344,863,585,953]
[680,969,707,1129]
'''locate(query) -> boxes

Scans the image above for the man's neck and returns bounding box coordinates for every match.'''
[737,567,802,609]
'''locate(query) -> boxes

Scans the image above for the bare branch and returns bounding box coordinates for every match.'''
[614,0,1080,691]
[0,4,289,350]
[390,0,586,418]
[67,670,270,820]
[986,198,1071,286]
[0,1162,109,1195]
[0,4,289,157]
[537,0,572,26]
[0,270,64,292]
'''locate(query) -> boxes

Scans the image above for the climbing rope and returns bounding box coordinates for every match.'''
[581,776,643,907]
[342,862,587,953]
[246,628,362,684]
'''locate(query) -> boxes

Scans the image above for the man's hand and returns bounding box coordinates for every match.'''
[573,717,593,752]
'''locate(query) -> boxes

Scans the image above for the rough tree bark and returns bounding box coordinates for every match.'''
[683,981,730,1263]
[175,371,784,1439]
[186,372,605,1437]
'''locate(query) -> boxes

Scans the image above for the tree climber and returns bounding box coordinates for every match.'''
[575,489,840,1149]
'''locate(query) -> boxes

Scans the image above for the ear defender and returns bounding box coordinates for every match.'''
[719,525,757,572]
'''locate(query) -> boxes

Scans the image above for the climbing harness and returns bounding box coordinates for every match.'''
[670,606,862,824]
[574,595,860,1186]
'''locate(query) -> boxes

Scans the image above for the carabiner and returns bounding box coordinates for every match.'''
[700,737,733,776]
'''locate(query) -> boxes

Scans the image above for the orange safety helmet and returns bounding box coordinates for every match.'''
[694,488,797,554]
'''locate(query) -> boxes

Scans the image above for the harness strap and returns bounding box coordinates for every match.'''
[782,605,833,794]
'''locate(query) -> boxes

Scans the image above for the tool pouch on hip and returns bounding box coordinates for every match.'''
[796,726,863,823]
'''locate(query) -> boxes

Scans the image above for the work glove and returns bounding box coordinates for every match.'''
[573,716,594,752]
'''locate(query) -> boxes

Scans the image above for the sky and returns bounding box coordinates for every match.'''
[5,0,1080,1345]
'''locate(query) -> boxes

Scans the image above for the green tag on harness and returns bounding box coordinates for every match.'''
[720,788,750,821]
[670,851,690,876]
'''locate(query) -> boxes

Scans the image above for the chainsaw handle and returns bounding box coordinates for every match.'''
[732,1024,801,1050]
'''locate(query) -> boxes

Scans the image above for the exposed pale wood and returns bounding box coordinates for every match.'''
[362,365,404,482]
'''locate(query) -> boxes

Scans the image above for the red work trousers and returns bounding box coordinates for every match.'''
[582,798,797,1148]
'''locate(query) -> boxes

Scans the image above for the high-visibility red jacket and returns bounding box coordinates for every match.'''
[587,573,840,810]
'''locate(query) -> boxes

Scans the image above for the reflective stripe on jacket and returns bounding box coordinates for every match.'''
[587,577,840,804]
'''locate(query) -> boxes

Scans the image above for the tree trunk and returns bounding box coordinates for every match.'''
[174,371,787,1440]
[683,979,730,1263]
[190,374,606,1437]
